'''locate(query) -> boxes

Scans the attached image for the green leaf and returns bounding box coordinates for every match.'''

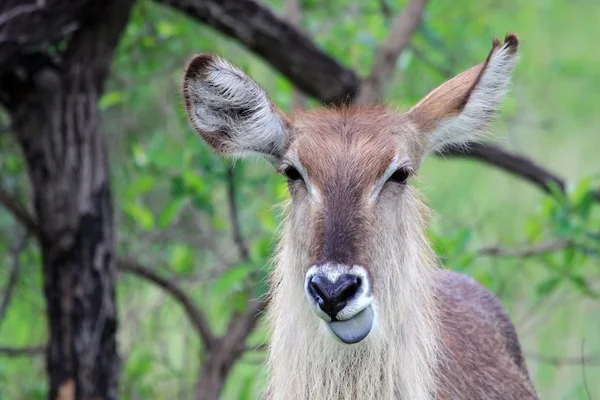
[157,20,176,38]
[575,190,594,220]
[170,176,186,197]
[253,268,271,299]
[213,264,252,295]
[132,143,149,168]
[251,237,273,262]
[99,91,123,110]
[191,193,213,214]
[571,177,591,204]
[158,198,187,228]
[183,170,207,194]
[546,181,568,206]
[562,246,576,268]
[170,244,194,275]
[569,275,598,298]
[126,350,155,381]
[453,228,473,256]
[455,252,476,270]
[124,202,154,230]
[525,217,543,241]
[124,173,156,199]
[231,290,249,313]
[238,373,258,400]
[536,277,561,297]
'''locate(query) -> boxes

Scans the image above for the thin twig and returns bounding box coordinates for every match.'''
[477,238,572,258]
[284,0,307,109]
[226,167,250,261]
[0,232,29,328]
[357,0,429,104]
[525,351,600,367]
[582,340,593,400]
[0,345,45,357]
[440,142,600,203]
[0,186,39,236]
[377,0,392,24]
[0,0,45,27]
[410,44,456,78]
[116,257,217,349]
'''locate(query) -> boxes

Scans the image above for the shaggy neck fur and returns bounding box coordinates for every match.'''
[266,189,440,400]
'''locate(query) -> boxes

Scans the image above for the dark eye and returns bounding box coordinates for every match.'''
[387,167,411,185]
[283,165,302,182]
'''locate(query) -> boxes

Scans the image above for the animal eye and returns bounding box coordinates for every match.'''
[387,167,411,185]
[283,165,302,182]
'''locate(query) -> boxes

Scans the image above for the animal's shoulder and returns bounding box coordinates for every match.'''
[432,269,537,399]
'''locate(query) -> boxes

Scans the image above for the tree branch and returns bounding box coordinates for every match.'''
[157,0,360,105]
[284,0,307,109]
[226,167,250,261]
[0,232,28,328]
[357,0,429,104]
[116,257,217,350]
[0,345,45,357]
[526,351,600,367]
[440,142,600,201]
[477,238,573,258]
[0,186,39,236]
[0,1,45,27]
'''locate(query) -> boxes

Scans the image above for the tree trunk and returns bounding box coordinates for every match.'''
[195,346,232,400]
[0,1,134,398]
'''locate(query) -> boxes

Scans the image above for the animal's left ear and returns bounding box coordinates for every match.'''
[407,34,519,153]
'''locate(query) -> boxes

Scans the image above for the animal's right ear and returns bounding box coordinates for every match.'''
[182,54,290,163]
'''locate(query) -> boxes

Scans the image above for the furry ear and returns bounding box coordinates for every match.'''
[408,34,519,153]
[182,54,290,162]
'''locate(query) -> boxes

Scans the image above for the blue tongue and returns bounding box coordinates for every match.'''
[328,305,374,344]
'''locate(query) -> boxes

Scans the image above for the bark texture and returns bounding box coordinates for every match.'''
[0,0,134,398]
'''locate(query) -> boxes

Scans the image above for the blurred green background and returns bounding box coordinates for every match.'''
[0,0,599,398]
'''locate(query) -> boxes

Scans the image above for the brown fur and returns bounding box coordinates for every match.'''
[289,107,410,266]
[435,270,537,399]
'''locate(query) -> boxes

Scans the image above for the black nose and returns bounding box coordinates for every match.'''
[308,274,361,319]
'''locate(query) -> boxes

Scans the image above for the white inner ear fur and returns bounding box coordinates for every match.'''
[186,57,288,162]
[425,42,518,153]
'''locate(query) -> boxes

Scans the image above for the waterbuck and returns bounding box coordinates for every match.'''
[182,33,538,400]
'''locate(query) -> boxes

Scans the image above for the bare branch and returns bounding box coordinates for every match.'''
[158,0,360,105]
[284,0,307,109]
[442,142,600,202]
[526,351,600,367]
[0,232,29,328]
[0,1,46,27]
[357,0,429,104]
[377,0,393,23]
[226,167,250,261]
[411,44,456,79]
[477,238,573,258]
[0,186,39,236]
[116,257,217,349]
[0,345,45,357]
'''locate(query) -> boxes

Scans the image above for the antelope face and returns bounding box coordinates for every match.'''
[182,34,519,344]
[282,109,412,344]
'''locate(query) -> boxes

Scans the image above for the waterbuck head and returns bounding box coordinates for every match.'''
[182,34,519,346]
